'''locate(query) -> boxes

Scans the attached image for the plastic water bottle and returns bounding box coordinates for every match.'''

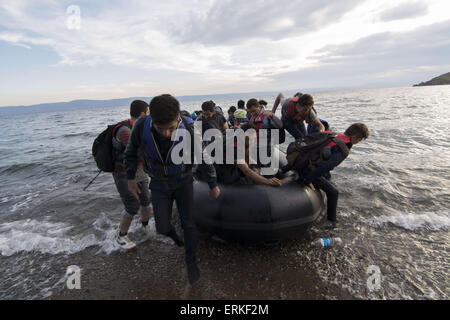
[311,237,343,248]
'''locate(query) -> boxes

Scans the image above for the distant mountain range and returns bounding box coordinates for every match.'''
[0,91,282,116]
[413,72,450,87]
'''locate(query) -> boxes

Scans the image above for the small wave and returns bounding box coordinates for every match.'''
[369,210,450,231]
[62,132,95,138]
[0,219,98,257]
[0,214,174,257]
[0,163,40,174]
[9,192,41,212]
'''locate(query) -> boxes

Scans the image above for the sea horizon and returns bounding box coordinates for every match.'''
[2,83,445,116]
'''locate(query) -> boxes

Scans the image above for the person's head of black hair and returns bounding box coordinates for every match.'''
[130,100,149,118]
[201,100,215,112]
[246,98,259,110]
[228,106,237,114]
[237,100,245,109]
[149,94,180,125]
[258,100,267,106]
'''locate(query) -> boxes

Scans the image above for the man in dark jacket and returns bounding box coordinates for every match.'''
[298,123,369,226]
[124,94,220,285]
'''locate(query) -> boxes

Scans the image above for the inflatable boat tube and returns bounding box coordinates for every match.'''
[193,172,326,242]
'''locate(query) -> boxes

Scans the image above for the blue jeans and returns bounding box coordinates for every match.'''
[150,175,198,264]
[282,118,306,139]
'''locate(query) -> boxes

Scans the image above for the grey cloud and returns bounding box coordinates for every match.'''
[171,0,363,45]
[272,20,450,88]
[379,1,428,22]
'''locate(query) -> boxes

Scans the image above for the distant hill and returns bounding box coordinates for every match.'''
[0,97,151,116]
[0,91,282,116]
[413,72,450,87]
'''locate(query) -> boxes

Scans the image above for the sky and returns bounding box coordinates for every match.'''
[0,0,449,106]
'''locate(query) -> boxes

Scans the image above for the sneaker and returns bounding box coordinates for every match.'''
[323,220,339,229]
[115,231,137,250]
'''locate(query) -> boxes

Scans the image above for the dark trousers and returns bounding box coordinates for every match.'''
[312,177,339,222]
[282,118,306,139]
[150,176,197,265]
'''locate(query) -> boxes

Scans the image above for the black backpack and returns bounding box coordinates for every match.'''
[92,120,132,172]
[286,132,349,171]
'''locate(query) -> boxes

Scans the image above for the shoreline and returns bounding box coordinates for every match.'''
[50,229,353,300]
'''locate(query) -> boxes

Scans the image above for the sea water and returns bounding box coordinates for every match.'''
[0,85,448,299]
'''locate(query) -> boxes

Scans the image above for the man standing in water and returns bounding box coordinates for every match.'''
[124,94,220,285]
[113,100,151,250]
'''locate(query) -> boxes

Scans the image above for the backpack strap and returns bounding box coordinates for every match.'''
[332,137,350,157]
[112,120,132,140]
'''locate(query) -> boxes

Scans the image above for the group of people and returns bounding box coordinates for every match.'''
[108,92,369,285]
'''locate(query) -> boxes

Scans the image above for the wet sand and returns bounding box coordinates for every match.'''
[51,227,353,300]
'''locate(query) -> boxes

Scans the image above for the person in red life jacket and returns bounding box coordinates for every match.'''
[246,98,284,165]
[113,100,151,250]
[124,94,220,285]
[247,98,283,140]
[298,123,369,227]
[271,92,325,139]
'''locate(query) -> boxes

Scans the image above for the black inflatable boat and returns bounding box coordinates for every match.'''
[193,172,326,242]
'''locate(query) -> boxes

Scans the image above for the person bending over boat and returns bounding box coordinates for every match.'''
[294,123,369,227]
[271,92,325,139]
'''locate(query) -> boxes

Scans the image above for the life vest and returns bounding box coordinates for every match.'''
[287,97,306,122]
[249,109,265,142]
[320,131,351,161]
[142,115,193,181]
[249,112,265,131]
[325,132,351,147]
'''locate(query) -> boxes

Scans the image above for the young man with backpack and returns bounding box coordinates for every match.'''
[286,123,369,226]
[124,94,220,285]
[112,100,151,250]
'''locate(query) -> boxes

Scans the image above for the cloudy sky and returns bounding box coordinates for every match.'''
[0,0,449,106]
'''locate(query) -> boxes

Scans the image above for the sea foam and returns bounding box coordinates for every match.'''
[369,210,450,231]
